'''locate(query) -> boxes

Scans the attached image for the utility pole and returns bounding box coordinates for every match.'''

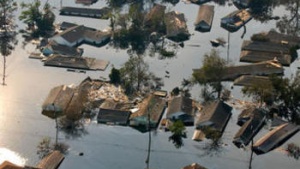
[52,103,58,147]
[227,31,230,63]
[145,107,151,169]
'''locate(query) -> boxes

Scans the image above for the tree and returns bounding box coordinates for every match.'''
[168,120,187,148]
[286,143,300,160]
[249,0,274,22]
[192,49,227,99]
[242,72,300,124]
[276,0,300,35]
[0,0,17,85]
[19,0,55,37]
[109,67,121,84]
[120,54,162,95]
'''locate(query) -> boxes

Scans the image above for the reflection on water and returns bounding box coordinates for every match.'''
[0,148,26,166]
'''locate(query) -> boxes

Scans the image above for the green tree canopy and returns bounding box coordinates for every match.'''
[168,120,187,149]
[19,0,55,37]
[192,49,227,99]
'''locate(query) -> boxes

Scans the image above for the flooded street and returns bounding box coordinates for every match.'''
[0,0,299,168]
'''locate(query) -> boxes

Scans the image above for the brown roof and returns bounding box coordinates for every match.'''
[166,96,195,117]
[222,60,284,81]
[241,40,290,54]
[165,11,190,41]
[196,100,232,132]
[0,161,24,169]
[240,50,291,66]
[233,75,272,87]
[36,151,65,169]
[194,5,214,27]
[144,4,166,26]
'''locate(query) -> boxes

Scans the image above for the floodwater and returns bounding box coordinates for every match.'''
[0,0,299,169]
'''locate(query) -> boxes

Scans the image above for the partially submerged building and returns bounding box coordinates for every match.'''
[166,96,197,126]
[75,0,98,5]
[36,151,65,169]
[253,123,300,155]
[221,9,252,32]
[60,6,111,19]
[51,25,111,48]
[194,5,214,32]
[44,54,109,71]
[130,94,167,131]
[233,75,271,87]
[233,0,251,8]
[195,100,232,135]
[165,11,190,42]
[97,108,131,125]
[222,60,284,81]
[42,42,83,57]
[144,4,166,33]
[240,40,292,66]
[233,108,266,148]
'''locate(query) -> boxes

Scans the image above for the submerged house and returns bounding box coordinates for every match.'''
[233,108,266,148]
[221,9,252,32]
[97,108,131,125]
[194,5,214,32]
[36,151,65,169]
[166,96,197,126]
[130,94,166,131]
[252,123,300,155]
[240,40,292,66]
[164,11,190,42]
[195,100,232,135]
[222,60,284,81]
[42,42,83,57]
[42,85,75,118]
[60,6,111,19]
[144,4,166,33]
[44,54,109,71]
[233,75,271,87]
[51,25,111,48]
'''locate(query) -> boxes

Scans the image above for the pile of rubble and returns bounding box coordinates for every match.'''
[88,83,128,102]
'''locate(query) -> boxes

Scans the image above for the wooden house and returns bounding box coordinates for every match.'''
[166,96,196,126]
[97,108,131,125]
[253,123,300,155]
[164,11,190,42]
[195,100,232,134]
[233,108,266,148]
[221,9,252,32]
[194,5,214,32]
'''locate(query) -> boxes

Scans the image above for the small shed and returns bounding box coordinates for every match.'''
[194,5,214,32]
[97,108,131,125]
[167,96,196,126]
[195,100,232,134]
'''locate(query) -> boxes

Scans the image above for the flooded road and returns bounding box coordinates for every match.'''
[0,0,299,168]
